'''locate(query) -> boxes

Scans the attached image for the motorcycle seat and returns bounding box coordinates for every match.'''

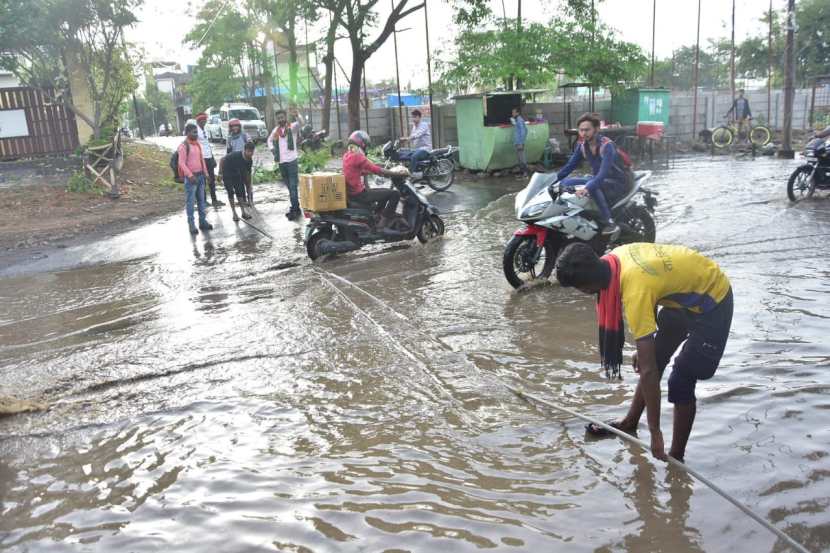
[431,147,450,157]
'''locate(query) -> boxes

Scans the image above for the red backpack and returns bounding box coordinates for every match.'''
[581,135,633,172]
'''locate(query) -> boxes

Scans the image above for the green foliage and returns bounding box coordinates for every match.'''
[0,0,141,139]
[795,0,830,84]
[66,172,97,193]
[438,15,646,92]
[298,148,332,174]
[190,66,240,113]
[252,164,277,185]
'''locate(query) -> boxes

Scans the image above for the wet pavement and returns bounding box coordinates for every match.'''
[1,155,830,552]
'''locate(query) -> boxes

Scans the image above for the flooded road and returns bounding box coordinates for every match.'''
[1,155,829,552]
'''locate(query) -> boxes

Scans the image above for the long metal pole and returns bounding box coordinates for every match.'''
[333,57,342,141]
[423,0,434,133]
[650,0,656,87]
[730,0,736,103]
[692,0,701,139]
[391,0,405,139]
[304,16,313,126]
[781,0,796,156]
[768,0,773,123]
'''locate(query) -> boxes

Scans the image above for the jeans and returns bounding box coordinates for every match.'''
[279,159,300,212]
[561,176,626,223]
[409,148,431,174]
[515,144,528,174]
[185,174,208,229]
[655,289,733,404]
[352,188,400,218]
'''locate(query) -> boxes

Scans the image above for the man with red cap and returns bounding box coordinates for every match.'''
[196,113,223,207]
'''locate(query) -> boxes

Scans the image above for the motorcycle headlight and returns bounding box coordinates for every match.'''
[523,202,551,218]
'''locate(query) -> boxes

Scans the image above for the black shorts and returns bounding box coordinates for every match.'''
[224,177,246,202]
[656,289,733,404]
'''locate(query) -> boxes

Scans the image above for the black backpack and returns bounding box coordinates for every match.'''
[169,140,189,182]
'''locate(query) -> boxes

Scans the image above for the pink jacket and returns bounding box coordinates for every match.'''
[177,139,207,179]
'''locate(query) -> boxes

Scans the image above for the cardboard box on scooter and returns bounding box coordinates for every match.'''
[299,172,347,212]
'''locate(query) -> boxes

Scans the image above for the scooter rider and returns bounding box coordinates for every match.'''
[343,130,406,228]
[557,113,628,236]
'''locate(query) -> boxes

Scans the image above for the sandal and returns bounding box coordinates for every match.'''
[585,420,624,437]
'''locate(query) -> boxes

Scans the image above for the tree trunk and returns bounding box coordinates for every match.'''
[262,42,275,130]
[347,53,364,132]
[287,2,299,104]
[321,51,335,134]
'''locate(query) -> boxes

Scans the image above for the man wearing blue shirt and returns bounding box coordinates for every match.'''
[512,106,529,177]
[400,109,432,180]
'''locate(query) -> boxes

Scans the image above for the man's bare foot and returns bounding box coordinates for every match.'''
[585,419,638,437]
[242,211,252,220]
[232,213,240,222]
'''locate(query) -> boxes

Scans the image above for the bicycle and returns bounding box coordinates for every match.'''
[710,117,772,149]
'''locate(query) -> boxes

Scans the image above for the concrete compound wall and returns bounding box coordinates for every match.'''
[307,88,823,150]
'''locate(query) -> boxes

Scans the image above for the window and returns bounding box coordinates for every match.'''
[220,111,228,121]
[484,94,521,127]
[229,109,260,121]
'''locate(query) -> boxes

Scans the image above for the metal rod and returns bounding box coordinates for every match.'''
[768,0,773,123]
[730,0,736,104]
[333,56,342,141]
[304,16,313,126]
[692,0,701,139]
[423,0,434,134]
[391,0,405,140]
[650,0,656,87]
[507,386,812,553]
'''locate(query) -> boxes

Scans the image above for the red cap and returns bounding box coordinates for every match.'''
[229,118,241,127]
[196,113,208,122]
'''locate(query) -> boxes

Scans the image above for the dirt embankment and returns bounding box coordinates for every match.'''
[0,141,183,260]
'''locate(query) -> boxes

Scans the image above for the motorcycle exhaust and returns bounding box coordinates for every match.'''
[318,240,359,255]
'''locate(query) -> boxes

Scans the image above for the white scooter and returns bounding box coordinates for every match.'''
[503,171,657,288]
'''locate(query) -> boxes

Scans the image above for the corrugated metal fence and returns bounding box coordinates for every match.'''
[0,87,79,159]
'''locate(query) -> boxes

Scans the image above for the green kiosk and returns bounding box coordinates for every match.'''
[454,90,550,171]
[610,88,671,127]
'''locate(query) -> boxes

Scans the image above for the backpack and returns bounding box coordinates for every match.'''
[169,140,189,182]
[581,135,633,173]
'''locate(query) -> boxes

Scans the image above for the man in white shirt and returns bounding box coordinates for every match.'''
[400,109,432,180]
[196,113,224,207]
[267,107,304,220]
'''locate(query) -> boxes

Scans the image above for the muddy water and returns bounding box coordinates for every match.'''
[1,156,829,552]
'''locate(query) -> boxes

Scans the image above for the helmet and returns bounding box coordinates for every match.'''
[348,130,371,150]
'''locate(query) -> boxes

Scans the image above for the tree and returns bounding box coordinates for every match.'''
[189,66,241,112]
[335,0,424,131]
[795,0,830,86]
[0,0,141,140]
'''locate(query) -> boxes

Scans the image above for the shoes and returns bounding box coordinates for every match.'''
[601,221,620,236]
[199,222,214,231]
[285,210,301,221]
[212,199,225,207]
[189,226,198,235]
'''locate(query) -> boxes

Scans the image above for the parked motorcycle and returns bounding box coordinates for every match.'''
[503,171,657,289]
[380,140,457,192]
[305,170,445,260]
[299,124,328,152]
[787,136,830,202]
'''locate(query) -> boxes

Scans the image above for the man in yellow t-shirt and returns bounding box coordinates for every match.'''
[555,242,733,463]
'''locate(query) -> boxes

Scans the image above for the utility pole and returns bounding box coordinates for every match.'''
[650,0,656,87]
[692,0,701,140]
[781,0,796,158]
[768,0,773,123]
[730,0,736,103]
[333,58,342,141]
[516,0,523,89]
[423,0,434,130]
[391,0,405,139]
[304,16,313,126]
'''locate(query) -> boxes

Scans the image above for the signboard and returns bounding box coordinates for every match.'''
[0,109,29,138]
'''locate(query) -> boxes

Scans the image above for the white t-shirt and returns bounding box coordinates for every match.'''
[267,122,300,164]
[197,126,213,159]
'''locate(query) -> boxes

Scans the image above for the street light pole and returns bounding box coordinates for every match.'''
[650,0,656,87]
[423,0,434,129]
[391,0,405,139]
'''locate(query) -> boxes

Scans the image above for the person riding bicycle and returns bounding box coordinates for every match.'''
[556,113,631,236]
[343,130,407,229]
[726,89,752,143]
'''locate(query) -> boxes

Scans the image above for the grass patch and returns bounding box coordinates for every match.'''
[66,171,98,194]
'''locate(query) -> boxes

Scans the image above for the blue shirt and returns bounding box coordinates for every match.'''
[556,135,626,189]
[513,116,528,146]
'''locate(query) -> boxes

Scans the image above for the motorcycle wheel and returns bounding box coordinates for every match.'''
[306,228,333,260]
[711,126,734,149]
[425,159,455,192]
[787,165,815,202]
[750,125,772,147]
[502,235,559,289]
[619,205,656,243]
[417,214,445,243]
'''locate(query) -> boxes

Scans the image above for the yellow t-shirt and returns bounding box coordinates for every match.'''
[613,243,731,339]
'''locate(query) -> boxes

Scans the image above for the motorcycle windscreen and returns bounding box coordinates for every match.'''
[515,172,558,212]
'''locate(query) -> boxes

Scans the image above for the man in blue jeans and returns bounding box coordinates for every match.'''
[400,109,432,180]
[177,123,212,235]
[557,112,629,235]
[267,107,303,220]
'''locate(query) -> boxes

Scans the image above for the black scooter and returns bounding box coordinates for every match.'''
[304,173,445,260]
[381,140,457,192]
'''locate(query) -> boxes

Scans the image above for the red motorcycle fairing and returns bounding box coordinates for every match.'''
[513,224,548,246]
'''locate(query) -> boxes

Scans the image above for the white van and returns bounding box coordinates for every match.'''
[212,103,268,143]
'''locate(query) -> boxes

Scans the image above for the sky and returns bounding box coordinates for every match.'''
[126,0,776,90]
